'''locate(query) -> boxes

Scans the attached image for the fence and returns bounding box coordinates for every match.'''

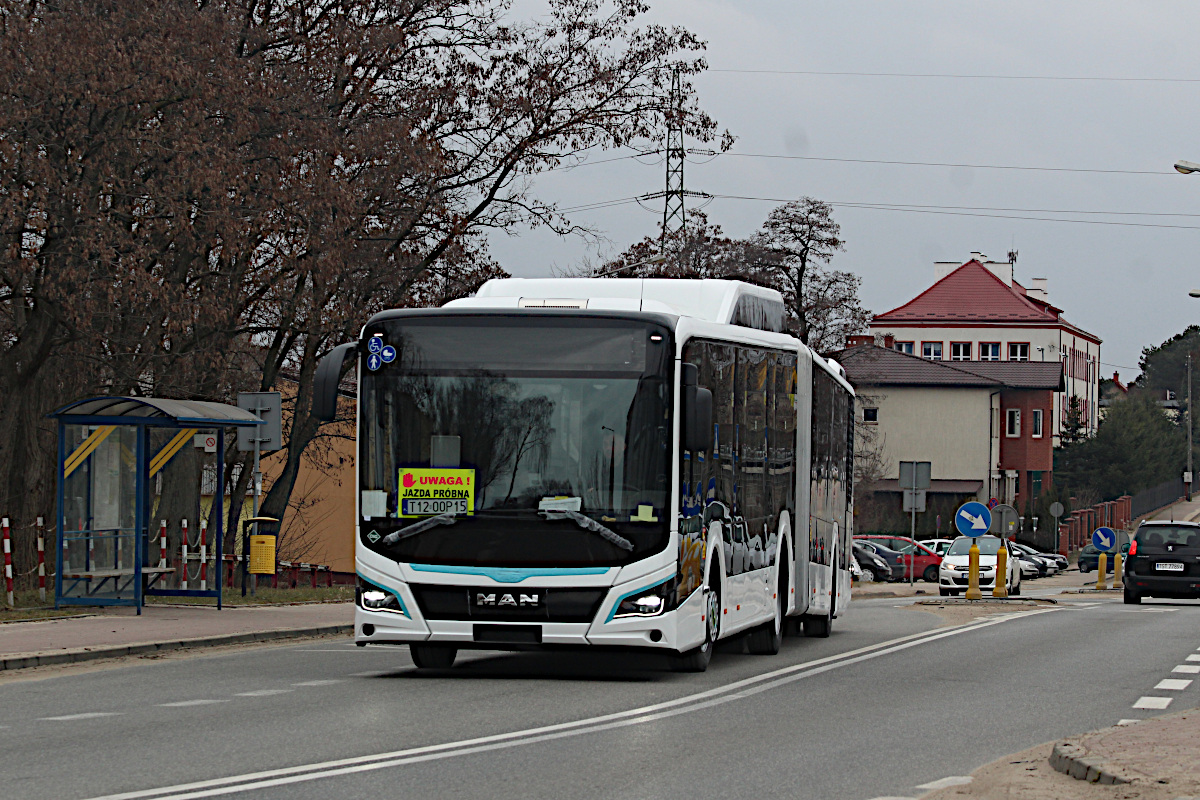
[1131,475,1200,520]
[0,514,345,605]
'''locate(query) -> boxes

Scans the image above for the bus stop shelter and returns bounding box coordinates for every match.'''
[48,397,264,612]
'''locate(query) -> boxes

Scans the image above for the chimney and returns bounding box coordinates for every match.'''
[846,334,874,348]
[982,259,1013,286]
[882,334,896,349]
[1027,277,1049,302]
[970,251,987,263]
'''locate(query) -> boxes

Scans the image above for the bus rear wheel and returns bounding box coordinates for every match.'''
[671,567,721,672]
[410,644,457,669]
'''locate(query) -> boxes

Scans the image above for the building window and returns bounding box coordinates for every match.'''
[1032,409,1044,438]
[1006,408,1021,437]
[950,342,972,361]
[922,341,943,360]
[1030,470,1043,501]
[980,342,1000,361]
[863,407,878,423]
[1009,343,1029,361]
[893,341,914,355]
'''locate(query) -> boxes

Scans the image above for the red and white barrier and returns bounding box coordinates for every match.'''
[159,519,167,569]
[2,517,12,607]
[181,518,189,590]
[199,519,208,591]
[36,516,46,602]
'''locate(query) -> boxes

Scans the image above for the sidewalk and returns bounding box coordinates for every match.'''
[1149,494,1200,523]
[925,708,1200,799]
[0,602,353,671]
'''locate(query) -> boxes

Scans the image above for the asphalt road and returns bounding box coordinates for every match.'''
[2,594,1197,800]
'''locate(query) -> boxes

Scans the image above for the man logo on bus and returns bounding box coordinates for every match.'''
[403,472,415,488]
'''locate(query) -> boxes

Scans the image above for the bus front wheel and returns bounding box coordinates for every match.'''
[410,644,457,669]
[671,567,721,672]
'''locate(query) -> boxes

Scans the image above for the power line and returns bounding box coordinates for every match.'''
[718,152,1173,176]
[708,68,1200,83]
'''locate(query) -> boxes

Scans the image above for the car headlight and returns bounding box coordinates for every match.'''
[613,577,678,619]
[356,577,407,616]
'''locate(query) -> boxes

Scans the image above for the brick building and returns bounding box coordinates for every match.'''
[868,254,1101,443]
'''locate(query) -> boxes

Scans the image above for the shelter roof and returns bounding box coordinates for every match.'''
[49,397,262,426]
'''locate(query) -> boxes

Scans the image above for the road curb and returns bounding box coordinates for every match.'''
[0,624,354,671]
[1048,738,1132,785]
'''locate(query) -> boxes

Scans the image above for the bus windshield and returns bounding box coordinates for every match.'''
[358,315,674,567]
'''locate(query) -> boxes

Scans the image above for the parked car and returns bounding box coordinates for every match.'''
[1124,521,1200,604]
[855,535,943,582]
[1078,542,1128,573]
[921,538,955,557]
[938,535,1021,596]
[853,542,894,582]
[853,540,906,581]
[1010,542,1057,577]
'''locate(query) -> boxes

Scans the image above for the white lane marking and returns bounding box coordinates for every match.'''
[1155,678,1192,691]
[866,797,917,800]
[234,689,293,697]
[295,649,369,653]
[1124,608,1175,613]
[915,776,972,790]
[158,700,231,708]
[1186,655,1200,662]
[349,670,391,677]
[1173,665,1200,674]
[81,609,1057,800]
[1133,696,1172,710]
[291,680,343,687]
[1116,719,1141,726]
[40,712,122,721]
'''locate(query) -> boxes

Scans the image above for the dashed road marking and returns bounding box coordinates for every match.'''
[1123,608,1176,613]
[291,680,343,687]
[158,700,231,708]
[235,689,293,697]
[1133,696,1172,710]
[1116,719,1141,726]
[1186,654,1200,662]
[1155,678,1193,691]
[39,712,122,721]
[1173,665,1200,674]
[915,776,972,790]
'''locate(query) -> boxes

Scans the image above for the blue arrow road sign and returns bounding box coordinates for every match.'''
[380,345,396,363]
[366,352,383,371]
[1092,526,1117,552]
[955,501,992,537]
[367,337,383,354]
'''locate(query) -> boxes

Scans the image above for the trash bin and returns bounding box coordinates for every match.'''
[240,516,278,595]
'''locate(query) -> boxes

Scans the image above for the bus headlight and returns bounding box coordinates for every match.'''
[356,577,407,616]
[613,578,676,619]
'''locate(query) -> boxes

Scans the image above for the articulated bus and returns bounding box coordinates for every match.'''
[314,278,855,671]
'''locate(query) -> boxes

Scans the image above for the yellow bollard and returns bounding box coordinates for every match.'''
[1096,552,1108,591]
[993,545,1009,598]
[1113,553,1123,589]
[965,540,982,600]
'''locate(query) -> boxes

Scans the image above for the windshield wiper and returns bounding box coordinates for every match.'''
[381,513,458,546]
[543,510,634,552]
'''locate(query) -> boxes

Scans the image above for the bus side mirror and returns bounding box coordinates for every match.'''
[313,342,358,422]
[682,363,713,454]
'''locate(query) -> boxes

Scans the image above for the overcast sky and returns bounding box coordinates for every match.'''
[488,1,1200,377]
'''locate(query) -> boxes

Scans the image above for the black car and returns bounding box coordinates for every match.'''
[854,540,906,581]
[1124,521,1200,604]
[1078,542,1128,573]
[852,542,894,582]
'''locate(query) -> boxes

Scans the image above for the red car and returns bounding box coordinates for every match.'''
[853,535,943,582]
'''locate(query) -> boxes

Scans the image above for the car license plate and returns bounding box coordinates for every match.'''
[401,498,470,516]
[1155,562,1185,572]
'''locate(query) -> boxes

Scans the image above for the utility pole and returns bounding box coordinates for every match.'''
[1189,353,1194,501]
[662,66,685,239]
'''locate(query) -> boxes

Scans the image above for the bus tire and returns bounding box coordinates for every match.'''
[410,644,457,669]
[747,564,785,655]
[671,565,721,672]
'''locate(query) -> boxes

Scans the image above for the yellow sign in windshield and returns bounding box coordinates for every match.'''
[398,468,475,517]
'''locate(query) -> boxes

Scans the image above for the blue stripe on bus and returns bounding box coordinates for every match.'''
[406,564,611,583]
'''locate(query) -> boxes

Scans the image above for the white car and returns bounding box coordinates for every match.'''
[938,535,1021,596]
[922,538,955,557]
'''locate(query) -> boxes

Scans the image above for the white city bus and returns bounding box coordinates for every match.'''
[314,278,855,671]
